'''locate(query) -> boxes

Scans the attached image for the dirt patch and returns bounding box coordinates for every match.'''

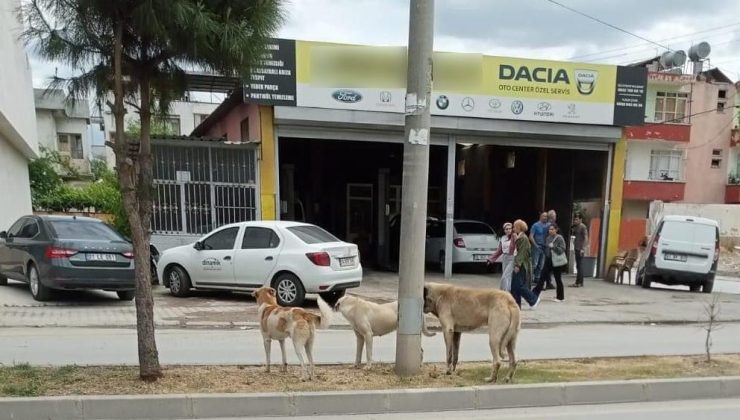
[719,247,740,276]
[2,354,740,397]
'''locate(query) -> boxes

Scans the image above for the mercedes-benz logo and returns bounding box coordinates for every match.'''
[511,100,524,115]
[489,98,502,109]
[461,97,475,112]
[436,95,449,110]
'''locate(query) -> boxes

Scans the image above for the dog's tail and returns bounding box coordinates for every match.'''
[500,301,521,355]
[421,315,437,337]
[314,295,333,330]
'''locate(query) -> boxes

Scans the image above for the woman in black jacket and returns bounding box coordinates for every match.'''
[533,223,566,302]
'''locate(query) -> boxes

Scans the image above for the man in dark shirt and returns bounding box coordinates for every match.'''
[570,215,589,287]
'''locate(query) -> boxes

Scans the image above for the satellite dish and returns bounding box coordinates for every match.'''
[660,50,687,68]
[688,42,711,61]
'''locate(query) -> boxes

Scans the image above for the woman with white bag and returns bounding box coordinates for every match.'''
[487,222,516,291]
[533,223,567,302]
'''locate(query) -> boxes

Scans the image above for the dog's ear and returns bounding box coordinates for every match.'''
[423,284,429,301]
[251,290,258,298]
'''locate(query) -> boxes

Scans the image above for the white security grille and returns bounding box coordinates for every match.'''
[152,143,258,235]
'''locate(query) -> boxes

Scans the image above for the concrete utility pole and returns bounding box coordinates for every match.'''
[395,0,434,377]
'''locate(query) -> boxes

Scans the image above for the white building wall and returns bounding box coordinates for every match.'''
[102,100,219,168]
[0,0,38,229]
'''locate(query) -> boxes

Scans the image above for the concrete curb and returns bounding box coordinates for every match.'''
[1,376,739,419]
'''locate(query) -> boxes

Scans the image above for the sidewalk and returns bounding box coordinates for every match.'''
[1,272,740,329]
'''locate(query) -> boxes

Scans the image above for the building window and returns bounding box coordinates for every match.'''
[719,90,727,99]
[717,102,726,112]
[162,116,181,135]
[240,118,249,141]
[654,92,688,123]
[58,133,84,159]
[194,113,209,127]
[649,150,682,181]
[711,149,722,168]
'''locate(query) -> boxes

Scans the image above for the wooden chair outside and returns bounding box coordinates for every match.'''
[617,249,640,284]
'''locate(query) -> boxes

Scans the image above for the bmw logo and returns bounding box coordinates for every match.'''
[436,95,449,110]
[511,100,524,115]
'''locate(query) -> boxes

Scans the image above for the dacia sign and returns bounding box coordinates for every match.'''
[499,65,570,85]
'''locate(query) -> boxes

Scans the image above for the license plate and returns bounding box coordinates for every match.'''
[339,257,354,267]
[665,253,687,262]
[473,254,488,261]
[86,253,117,262]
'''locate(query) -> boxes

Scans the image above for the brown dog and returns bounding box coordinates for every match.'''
[423,282,520,383]
[252,287,332,381]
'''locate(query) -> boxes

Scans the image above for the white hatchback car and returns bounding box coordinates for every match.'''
[157,221,362,306]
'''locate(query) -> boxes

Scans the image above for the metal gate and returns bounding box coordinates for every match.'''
[152,142,258,235]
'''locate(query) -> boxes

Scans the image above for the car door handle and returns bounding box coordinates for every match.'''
[265,256,274,261]
[223,256,232,261]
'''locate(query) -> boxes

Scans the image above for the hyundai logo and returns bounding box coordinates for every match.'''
[537,102,552,111]
[332,89,363,103]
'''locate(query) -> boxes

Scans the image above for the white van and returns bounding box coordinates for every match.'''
[636,215,720,293]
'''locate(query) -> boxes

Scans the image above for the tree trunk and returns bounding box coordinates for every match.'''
[133,68,161,380]
[110,21,161,381]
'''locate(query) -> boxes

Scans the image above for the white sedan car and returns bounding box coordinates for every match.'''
[157,221,362,306]
[425,219,500,272]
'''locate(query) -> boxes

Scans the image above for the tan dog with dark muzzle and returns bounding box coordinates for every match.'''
[423,283,520,382]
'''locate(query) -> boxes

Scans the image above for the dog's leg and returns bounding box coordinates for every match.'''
[278,339,288,373]
[451,332,462,373]
[263,338,272,373]
[354,331,364,368]
[443,330,454,375]
[306,334,315,380]
[505,338,518,383]
[485,329,502,383]
[292,338,309,381]
[363,331,374,370]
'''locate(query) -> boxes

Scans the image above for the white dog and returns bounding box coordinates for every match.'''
[334,294,436,369]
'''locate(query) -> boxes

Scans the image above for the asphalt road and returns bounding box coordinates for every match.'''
[198,398,740,420]
[3,322,740,366]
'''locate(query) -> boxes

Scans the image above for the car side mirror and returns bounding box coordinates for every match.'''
[193,241,203,251]
[0,231,6,239]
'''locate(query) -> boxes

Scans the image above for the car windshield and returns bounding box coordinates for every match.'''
[455,222,494,235]
[49,220,125,241]
[287,225,340,244]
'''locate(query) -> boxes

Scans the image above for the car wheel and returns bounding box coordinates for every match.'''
[689,284,701,293]
[28,264,52,302]
[641,274,652,289]
[167,266,191,297]
[150,262,159,286]
[702,279,714,294]
[319,289,346,307]
[273,273,305,306]
[117,290,135,301]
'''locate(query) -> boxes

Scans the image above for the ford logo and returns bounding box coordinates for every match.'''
[332,89,363,103]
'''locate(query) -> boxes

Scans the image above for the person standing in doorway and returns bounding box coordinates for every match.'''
[529,212,550,288]
[534,223,566,302]
[570,215,589,288]
[487,222,516,291]
[511,219,541,309]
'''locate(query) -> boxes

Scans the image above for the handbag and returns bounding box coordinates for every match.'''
[552,251,568,267]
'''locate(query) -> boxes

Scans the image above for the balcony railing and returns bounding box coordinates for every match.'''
[625,123,691,142]
[623,179,685,202]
